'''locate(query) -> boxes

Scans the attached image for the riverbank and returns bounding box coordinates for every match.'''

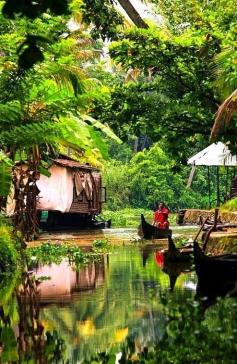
[182,208,237,224]
[203,228,237,254]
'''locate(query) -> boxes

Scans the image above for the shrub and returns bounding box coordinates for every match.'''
[0,218,19,273]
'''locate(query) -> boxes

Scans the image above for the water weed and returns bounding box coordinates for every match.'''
[27,239,112,268]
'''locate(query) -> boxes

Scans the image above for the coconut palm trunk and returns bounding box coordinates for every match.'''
[117,0,148,28]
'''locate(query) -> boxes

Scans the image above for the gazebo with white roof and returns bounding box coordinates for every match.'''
[187,142,237,206]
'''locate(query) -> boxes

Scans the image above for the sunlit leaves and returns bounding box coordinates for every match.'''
[0,152,13,197]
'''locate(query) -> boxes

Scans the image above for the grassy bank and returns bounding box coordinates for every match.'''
[100,208,176,228]
[221,198,237,212]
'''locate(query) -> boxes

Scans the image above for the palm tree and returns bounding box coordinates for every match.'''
[211,89,237,141]
[0,16,120,239]
[117,0,148,29]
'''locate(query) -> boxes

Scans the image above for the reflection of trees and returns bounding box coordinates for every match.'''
[0,247,196,363]
[0,272,66,363]
[17,273,66,363]
[40,247,195,362]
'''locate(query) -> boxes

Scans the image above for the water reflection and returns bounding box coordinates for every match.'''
[0,272,66,363]
[33,258,107,303]
[141,244,193,291]
[33,246,196,362]
[3,244,237,363]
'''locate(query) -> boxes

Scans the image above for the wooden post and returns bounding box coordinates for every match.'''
[225,167,229,201]
[213,208,219,230]
[207,166,211,208]
[216,166,220,206]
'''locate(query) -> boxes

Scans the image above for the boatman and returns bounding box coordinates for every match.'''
[153,202,170,229]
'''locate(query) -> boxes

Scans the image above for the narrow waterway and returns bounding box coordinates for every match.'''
[34,244,196,362]
[2,226,237,363]
[30,224,199,247]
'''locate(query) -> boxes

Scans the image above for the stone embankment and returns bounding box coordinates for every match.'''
[182,209,237,225]
[181,209,237,254]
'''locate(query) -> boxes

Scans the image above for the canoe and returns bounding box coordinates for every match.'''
[193,241,237,281]
[138,214,172,239]
[155,235,193,264]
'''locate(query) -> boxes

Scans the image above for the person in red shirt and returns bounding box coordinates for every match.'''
[153,202,170,229]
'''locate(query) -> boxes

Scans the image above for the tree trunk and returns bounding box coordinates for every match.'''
[117,0,148,29]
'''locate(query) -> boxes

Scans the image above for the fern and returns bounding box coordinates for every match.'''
[45,63,87,96]
[0,102,22,128]
[0,121,58,148]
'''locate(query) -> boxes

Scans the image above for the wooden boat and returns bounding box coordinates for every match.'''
[155,235,193,264]
[193,241,237,281]
[138,214,172,239]
[196,275,237,310]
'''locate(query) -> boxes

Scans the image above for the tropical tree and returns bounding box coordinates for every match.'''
[0,5,120,239]
[93,0,237,162]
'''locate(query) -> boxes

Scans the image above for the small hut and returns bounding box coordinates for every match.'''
[36,158,106,229]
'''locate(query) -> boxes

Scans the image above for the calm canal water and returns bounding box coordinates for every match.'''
[3,226,237,363]
[33,244,196,362]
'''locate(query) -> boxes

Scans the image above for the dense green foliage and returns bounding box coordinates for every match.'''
[0,1,121,201]
[103,143,219,211]
[92,0,237,160]
[0,1,236,231]
[101,208,154,228]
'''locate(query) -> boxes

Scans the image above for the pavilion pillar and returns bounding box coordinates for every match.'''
[207,166,211,208]
[216,166,220,206]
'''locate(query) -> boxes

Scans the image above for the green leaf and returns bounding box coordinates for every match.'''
[0,152,13,197]
[38,164,51,177]
[81,114,122,144]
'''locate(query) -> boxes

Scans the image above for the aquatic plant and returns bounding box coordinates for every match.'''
[27,242,89,266]
[92,239,110,253]
[27,239,111,267]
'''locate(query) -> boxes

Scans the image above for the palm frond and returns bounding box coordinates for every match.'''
[80,114,122,144]
[46,63,87,96]
[211,89,237,141]
[212,46,237,98]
